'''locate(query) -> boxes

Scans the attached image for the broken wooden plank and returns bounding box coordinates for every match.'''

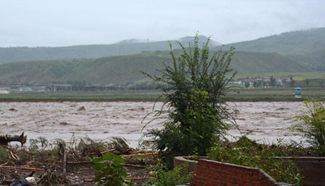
[0,166,44,172]
[0,132,27,146]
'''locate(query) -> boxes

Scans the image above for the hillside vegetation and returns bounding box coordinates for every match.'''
[227,27,325,70]
[1,28,325,86]
[0,51,308,86]
[0,35,217,64]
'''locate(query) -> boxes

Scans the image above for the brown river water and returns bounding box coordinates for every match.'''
[0,102,306,148]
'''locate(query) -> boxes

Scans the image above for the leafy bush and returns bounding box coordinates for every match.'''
[75,137,109,157]
[150,161,192,186]
[0,146,8,163]
[92,152,127,186]
[144,35,236,167]
[107,137,130,152]
[208,136,303,185]
[295,99,325,155]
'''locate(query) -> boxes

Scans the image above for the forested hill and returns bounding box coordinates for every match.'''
[1,28,324,70]
[0,51,308,86]
[0,35,218,64]
[226,27,325,70]
[1,28,324,86]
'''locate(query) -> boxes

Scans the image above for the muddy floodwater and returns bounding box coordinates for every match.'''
[0,102,306,147]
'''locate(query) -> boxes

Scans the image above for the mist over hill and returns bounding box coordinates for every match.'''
[0,36,219,64]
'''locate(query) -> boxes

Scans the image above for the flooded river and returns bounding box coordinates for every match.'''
[0,102,306,147]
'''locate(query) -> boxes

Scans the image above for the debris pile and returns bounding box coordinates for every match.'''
[0,134,158,185]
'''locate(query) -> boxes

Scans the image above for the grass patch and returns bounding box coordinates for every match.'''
[236,72,325,80]
[208,136,308,185]
[1,87,325,102]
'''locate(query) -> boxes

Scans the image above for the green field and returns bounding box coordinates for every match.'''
[0,91,162,102]
[235,72,325,81]
[228,87,325,101]
[1,87,325,102]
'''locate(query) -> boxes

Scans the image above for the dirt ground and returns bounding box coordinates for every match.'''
[0,146,158,185]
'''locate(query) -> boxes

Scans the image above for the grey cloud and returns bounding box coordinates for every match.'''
[0,0,324,46]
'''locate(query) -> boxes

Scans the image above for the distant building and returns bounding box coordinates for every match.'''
[47,84,73,92]
[33,86,47,92]
[230,80,242,85]
[17,86,33,92]
[0,87,10,94]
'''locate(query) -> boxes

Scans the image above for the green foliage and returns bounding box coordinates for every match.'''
[29,137,50,151]
[144,35,236,168]
[208,136,303,185]
[295,99,325,155]
[92,152,127,186]
[150,161,192,186]
[0,146,8,163]
[107,137,129,152]
[75,137,108,156]
[185,90,230,155]
[27,137,57,159]
[146,90,230,163]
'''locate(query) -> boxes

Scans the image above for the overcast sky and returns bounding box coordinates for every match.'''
[1,0,324,47]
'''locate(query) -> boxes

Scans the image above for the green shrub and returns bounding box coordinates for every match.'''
[75,137,109,157]
[92,152,127,186]
[150,161,192,186]
[0,146,8,163]
[107,137,130,152]
[296,99,325,155]
[144,34,236,167]
[208,136,303,185]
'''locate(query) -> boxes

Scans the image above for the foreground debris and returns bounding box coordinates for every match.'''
[0,132,27,146]
[0,135,158,185]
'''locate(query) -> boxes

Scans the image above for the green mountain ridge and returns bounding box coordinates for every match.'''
[226,27,325,70]
[0,35,218,64]
[1,28,324,86]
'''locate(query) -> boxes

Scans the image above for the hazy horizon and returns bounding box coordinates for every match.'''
[1,0,325,47]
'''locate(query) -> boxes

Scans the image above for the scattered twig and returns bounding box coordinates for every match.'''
[0,166,45,172]
[124,164,146,168]
[67,161,92,164]
[100,149,116,154]
[0,168,19,179]
[84,178,93,182]
[8,150,19,160]
[121,151,158,158]
[0,162,8,167]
